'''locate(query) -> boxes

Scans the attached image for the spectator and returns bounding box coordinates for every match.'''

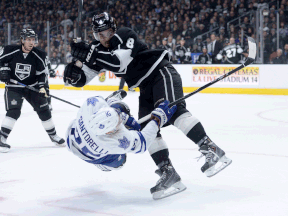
[209,33,222,63]
[282,44,288,61]
[272,49,286,64]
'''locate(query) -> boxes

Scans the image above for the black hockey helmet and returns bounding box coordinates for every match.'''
[20,28,38,44]
[91,12,116,40]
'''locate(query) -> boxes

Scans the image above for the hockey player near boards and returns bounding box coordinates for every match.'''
[0,29,65,153]
[157,38,173,60]
[196,47,212,64]
[63,12,232,199]
[216,37,244,64]
[66,95,184,199]
[174,38,191,64]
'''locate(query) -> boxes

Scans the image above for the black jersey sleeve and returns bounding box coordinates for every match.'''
[0,45,21,64]
[94,27,142,73]
[32,48,49,87]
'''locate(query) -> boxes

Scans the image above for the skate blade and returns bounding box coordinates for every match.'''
[0,147,10,153]
[53,142,66,147]
[205,155,232,178]
[152,181,187,200]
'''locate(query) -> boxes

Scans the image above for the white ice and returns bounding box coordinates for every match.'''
[0,89,287,216]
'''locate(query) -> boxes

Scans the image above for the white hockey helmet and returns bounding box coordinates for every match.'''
[88,107,121,135]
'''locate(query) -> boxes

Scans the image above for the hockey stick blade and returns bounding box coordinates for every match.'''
[105,89,127,101]
[137,37,257,124]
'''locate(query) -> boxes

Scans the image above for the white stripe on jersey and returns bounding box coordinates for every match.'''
[0,49,20,60]
[130,50,168,89]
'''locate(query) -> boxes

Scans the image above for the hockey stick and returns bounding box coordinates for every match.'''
[137,37,257,124]
[9,79,81,108]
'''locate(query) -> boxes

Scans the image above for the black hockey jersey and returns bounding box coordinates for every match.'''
[0,45,48,87]
[83,27,170,88]
[158,44,173,59]
[218,44,243,64]
[175,45,191,63]
[196,53,212,64]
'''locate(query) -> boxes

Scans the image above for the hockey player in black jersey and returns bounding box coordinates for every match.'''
[216,37,244,64]
[174,38,191,64]
[63,12,232,199]
[157,38,173,60]
[0,29,65,152]
[196,47,212,64]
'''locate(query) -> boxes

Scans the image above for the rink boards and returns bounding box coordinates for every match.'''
[1,64,287,95]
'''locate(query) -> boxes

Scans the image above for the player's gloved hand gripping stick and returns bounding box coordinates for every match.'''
[138,37,257,124]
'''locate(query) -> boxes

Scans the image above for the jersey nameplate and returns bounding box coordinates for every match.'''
[15,63,31,80]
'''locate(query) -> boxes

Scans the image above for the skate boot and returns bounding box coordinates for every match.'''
[197,136,232,177]
[150,160,186,200]
[0,134,10,153]
[49,134,65,147]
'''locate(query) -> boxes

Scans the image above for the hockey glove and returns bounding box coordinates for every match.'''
[39,87,48,98]
[49,69,56,78]
[110,101,131,115]
[64,61,83,85]
[151,100,177,128]
[0,66,11,83]
[70,40,90,62]
[121,113,141,131]
[71,40,98,65]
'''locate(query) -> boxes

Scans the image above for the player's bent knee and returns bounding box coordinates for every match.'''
[148,137,168,155]
[37,109,52,121]
[173,112,200,135]
[6,109,21,120]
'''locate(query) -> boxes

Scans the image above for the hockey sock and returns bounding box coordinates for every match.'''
[37,110,56,136]
[1,110,21,139]
[151,149,170,167]
[173,112,207,144]
[186,122,207,144]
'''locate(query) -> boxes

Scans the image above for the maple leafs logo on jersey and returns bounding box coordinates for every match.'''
[118,136,130,150]
[87,97,98,106]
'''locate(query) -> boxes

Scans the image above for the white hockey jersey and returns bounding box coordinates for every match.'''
[66,96,158,163]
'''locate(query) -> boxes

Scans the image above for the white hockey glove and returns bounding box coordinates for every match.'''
[39,87,48,98]
[151,100,177,128]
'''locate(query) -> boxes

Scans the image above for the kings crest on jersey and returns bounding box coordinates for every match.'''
[0,45,48,87]
[66,96,158,164]
[84,27,170,89]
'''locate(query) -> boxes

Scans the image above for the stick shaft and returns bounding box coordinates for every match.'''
[137,63,248,124]
[10,79,80,108]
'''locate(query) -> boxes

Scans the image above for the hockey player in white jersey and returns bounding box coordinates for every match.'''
[66,95,186,199]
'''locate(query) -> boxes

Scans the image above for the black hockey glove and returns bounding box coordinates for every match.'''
[49,69,56,78]
[70,40,98,65]
[0,66,11,83]
[64,61,83,85]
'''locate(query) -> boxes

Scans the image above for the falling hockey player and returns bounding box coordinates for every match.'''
[63,12,232,199]
[0,29,65,152]
[66,95,186,199]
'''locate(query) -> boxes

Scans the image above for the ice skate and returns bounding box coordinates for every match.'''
[0,134,10,153]
[197,136,232,177]
[49,134,65,147]
[150,160,186,200]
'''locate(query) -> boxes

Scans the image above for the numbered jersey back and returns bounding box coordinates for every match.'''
[222,44,243,64]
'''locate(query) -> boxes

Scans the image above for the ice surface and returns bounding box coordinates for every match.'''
[0,89,287,216]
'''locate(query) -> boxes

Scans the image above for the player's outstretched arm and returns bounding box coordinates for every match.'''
[129,100,177,154]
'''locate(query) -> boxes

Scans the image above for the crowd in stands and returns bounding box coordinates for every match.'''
[0,0,288,64]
